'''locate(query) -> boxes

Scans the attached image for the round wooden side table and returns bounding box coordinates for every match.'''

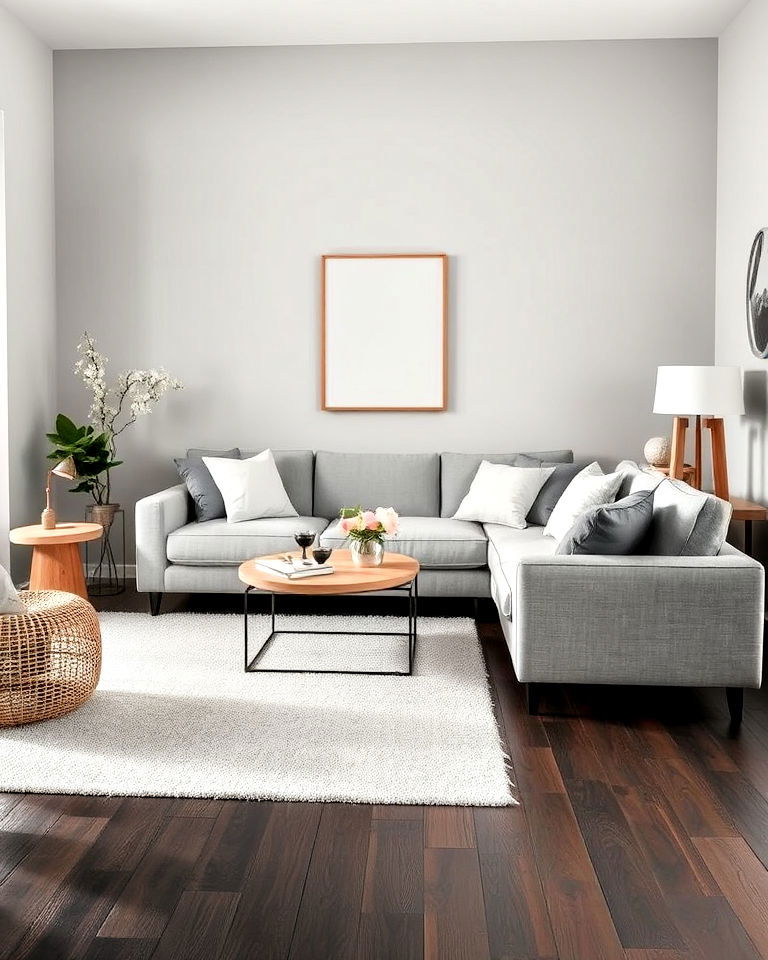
[9,523,103,600]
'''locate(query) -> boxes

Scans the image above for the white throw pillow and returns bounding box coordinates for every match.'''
[203,449,298,523]
[453,461,555,529]
[0,565,24,615]
[543,461,623,541]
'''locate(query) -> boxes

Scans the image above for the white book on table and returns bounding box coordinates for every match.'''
[255,558,335,579]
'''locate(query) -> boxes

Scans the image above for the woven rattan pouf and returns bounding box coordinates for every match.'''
[0,590,101,726]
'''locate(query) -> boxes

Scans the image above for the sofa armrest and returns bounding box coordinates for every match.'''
[513,547,764,687]
[135,484,190,592]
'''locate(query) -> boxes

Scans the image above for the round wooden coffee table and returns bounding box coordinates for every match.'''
[238,549,419,676]
[9,523,103,600]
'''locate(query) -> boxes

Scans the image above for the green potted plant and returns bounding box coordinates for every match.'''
[46,332,182,594]
[59,330,183,530]
[46,415,122,509]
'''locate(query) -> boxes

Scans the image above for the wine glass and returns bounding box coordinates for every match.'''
[294,530,316,563]
[312,547,332,565]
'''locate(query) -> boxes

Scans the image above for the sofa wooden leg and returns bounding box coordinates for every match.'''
[726,687,743,730]
[527,683,541,716]
[149,592,163,617]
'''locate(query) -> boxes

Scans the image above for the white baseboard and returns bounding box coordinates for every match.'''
[17,564,137,590]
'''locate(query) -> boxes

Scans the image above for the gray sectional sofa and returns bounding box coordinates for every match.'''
[135,449,765,723]
[136,449,575,602]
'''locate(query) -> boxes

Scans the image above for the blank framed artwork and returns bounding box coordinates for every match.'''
[321,253,448,411]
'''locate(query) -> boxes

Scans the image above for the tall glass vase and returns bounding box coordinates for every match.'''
[350,538,384,568]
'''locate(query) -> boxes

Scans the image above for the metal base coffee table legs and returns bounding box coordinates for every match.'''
[243,579,418,676]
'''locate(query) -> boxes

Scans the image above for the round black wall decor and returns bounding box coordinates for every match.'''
[747,228,768,358]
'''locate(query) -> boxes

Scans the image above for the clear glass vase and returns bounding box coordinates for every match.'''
[350,538,384,567]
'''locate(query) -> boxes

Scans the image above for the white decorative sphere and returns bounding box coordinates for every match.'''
[644,436,671,467]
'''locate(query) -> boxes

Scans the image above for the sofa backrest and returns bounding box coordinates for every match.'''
[314,451,440,519]
[618,460,732,556]
[646,478,732,556]
[241,449,314,517]
[617,459,663,499]
[439,450,574,517]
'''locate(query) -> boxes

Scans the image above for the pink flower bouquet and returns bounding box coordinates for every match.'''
[338,506,400,544]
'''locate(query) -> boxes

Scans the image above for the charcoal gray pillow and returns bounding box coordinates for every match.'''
[525,458,593,526]
[175,447,241,522]
[555,488,656,556]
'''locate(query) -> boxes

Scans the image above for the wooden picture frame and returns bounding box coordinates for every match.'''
[321,253,448,411]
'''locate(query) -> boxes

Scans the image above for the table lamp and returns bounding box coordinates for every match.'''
[41,457,78,529]
[653,365,744,501]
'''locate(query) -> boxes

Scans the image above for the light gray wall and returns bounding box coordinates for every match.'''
[716,0,768,515]
[0,112,8,573]
[53,41,718,558]
[0,7,55,579]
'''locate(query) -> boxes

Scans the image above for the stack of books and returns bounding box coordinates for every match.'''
[255,557,335,580]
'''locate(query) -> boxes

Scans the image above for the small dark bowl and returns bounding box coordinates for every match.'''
[312,547,333,565]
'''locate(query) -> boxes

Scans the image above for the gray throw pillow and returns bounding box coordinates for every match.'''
[525,458,593,526]
[175,447,241,522]
[555,488,656,556]
[641,477,732,556]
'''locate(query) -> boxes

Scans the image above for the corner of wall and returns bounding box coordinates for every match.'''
[0,6,56,580]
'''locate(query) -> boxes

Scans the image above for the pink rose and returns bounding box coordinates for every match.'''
[339,517,355,534]
[362,510,379,530]
[375,507,399,536]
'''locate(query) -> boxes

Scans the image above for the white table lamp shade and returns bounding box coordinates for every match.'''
[653,366,745,416]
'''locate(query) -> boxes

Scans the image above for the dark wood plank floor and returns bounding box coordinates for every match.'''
[2,584,768,960]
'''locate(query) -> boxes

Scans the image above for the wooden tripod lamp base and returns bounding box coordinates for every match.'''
[668,414,730,501]
[669,416,689,482]
[703,417,729,502]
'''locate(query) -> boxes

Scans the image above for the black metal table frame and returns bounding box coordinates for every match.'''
[243,577,418,676]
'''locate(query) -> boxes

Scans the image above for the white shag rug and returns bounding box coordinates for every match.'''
[0,613,513,806]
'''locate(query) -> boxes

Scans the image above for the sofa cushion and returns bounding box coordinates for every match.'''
[526,459,594,526]
[454,462,555,528]
[241,449,314,517]
[615,461,731,556]
[555,488,656,555]
[314,451,439,519]
[179,447,241,522]
[203,450,298,523]
[320,516,488,569]
[167,516,328,566]
[485,523,557,620]
[440,450,573,517]
[615,459,665,499]
[543,462,624,541]
[643,478,732,556]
